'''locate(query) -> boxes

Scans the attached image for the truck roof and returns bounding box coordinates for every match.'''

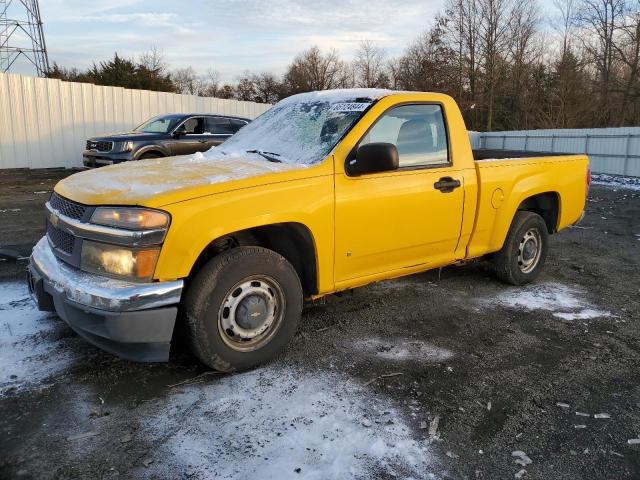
[282,88,395,105]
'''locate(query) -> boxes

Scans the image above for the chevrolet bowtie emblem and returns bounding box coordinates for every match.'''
[49,212,59,227]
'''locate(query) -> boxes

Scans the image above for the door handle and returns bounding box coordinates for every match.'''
[198,140,208,143]
[434,177,461,193]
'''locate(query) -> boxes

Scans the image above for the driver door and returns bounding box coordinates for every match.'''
[169,117,210,156]
[334,104,465,283]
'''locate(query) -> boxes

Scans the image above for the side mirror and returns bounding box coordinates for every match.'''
[173,125,187,137]
[346,142,399,176]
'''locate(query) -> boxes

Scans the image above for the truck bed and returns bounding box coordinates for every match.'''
[472,149,570,161]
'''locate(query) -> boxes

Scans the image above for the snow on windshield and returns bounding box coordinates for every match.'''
[218,89,393,165]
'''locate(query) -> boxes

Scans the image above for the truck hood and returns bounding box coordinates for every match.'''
[55,150,312,207]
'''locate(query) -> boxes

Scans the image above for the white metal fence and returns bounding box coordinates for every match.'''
[472,127,640,177]
[0,72,271,170]
[2,72,637,177]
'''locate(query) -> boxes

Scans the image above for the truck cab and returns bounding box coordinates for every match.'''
[29,89,590,371]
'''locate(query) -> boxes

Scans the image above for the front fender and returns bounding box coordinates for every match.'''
[153,174,335,294]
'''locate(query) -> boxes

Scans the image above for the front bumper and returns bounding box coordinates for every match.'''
[83,150,133,167]
[27,237,183,362]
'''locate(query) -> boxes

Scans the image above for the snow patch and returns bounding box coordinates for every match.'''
[0,282,73,395]
[482,282,611,321]
[592,174,640,191]
[352,337,454,363]
[141,366,436,479]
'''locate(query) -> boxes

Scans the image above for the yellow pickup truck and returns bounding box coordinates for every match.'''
[28,89,590,371]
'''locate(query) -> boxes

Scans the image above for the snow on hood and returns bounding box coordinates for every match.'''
[57,149,308,206]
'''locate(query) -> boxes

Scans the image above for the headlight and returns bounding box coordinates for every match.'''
[90,207,169,230]
[114,141,134,153]
[81,240,160,281]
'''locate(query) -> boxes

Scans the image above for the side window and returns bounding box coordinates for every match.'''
[182,117,204,134]
[229,119,248,133]
[360,104,449,168]
[205,117,234,135]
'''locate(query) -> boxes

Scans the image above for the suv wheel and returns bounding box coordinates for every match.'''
[183,247,303,372]
[138,152,162,160]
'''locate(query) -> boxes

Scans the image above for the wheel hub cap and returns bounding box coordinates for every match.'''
[522,239,537,262]
[236,295,269,329]
[217,275,286,352]
[517,228,542,273]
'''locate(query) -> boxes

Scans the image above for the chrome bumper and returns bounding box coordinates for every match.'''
[30,237,182,312]
[27,237,183,362]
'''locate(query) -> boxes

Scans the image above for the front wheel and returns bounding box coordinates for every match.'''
[183,247,303,372]
[492,211,549,285]
[137,152,163,160]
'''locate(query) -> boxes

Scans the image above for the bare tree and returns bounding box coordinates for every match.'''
[252,72,283,103]
[283,46,348,93]
[235,72,258,101]
[171,67,202,95]
[508,0,541,128]
[386,58,403,89]
[577,0,626,124]
[198,69,222,97]
[553,0,578,57]
[353,40,390,87]
[395,21,460,95]
[444,0,482,125]
[139,46,167,74]
[613,0,640,122]
[478,0,514,130]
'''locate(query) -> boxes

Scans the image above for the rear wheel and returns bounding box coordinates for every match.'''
[492,211,548,285]
[183,247,303,372]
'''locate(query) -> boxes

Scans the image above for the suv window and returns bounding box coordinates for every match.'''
[181,117,205,135]
[360,104,449,168]
[205,117,234,135]
[229,119,248,133]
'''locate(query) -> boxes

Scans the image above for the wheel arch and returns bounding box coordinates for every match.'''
[134,145,169,159]
[516,191,560,233]
[486,189,561,255]
[187,222,319,297]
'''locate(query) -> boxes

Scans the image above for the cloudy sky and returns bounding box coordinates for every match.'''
[10,0,559,81]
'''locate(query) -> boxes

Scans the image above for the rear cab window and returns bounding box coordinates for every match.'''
[360,104,449,168]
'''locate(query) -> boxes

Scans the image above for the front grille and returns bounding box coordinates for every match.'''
[86,140,113,152]
[47,223,74,254]
[49,192,87,221]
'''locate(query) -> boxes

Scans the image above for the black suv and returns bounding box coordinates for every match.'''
[83,114,250,167]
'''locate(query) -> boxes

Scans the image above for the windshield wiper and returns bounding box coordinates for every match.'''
[246,149,283,163]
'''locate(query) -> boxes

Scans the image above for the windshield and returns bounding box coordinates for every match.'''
[219,90,389,165]
[134,115,182,133]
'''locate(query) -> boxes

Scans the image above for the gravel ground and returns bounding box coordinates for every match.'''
[0,169,639,480]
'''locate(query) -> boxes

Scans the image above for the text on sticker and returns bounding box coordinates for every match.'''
[329,103,371,113]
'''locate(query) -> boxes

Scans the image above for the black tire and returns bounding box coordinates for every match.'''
[183,246,303,372]
[138,152,162,160]
[492,211,549,286]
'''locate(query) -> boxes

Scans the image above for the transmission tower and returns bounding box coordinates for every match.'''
[0,0,50,76]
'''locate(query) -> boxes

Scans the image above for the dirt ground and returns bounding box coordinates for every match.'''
[0,169,639,480]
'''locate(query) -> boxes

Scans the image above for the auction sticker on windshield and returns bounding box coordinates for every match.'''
[329,102,371,113]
